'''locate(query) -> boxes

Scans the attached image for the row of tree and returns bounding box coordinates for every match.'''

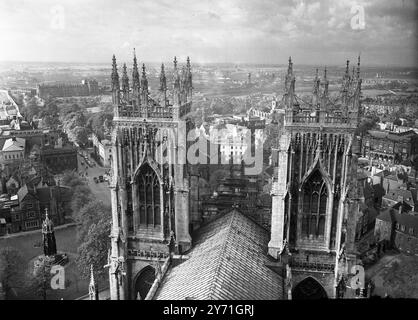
[20,95,113,147]
[61,171,111,280]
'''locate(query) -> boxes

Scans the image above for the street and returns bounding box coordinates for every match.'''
[77,151,111,207]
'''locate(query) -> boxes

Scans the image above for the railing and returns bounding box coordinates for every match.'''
[290,260,335,272]
[118,108,173,119]
[291,115,351,124]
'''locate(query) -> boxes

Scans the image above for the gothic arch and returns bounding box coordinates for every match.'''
[300,168,331,239]
[134,158,163,185]
[133,266,156,300]
[299,155,332,191]
[292,277,328,299]
[135,163,163,226]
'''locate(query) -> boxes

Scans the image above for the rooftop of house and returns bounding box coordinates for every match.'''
[367,129,418,142]
[377,207,418,237]
[17,183,72,203]
[2,137,25,152]
[154,209,283,300]
[383,187,417,208]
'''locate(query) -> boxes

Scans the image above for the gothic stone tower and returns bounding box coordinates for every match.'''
[269,57,363,299]
[108,52,193,300]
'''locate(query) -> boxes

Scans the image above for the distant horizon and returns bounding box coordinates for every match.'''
[0,59,416,69]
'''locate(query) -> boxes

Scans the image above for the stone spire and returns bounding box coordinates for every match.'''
[111,54,119,88]
[111,55,120,105]
[341,60,350,104]
[140,63,148,105]
[172,56,181,105]
[186,56,191,72]
[185,56,193,101]
[319,67,329,122]
[181,65,187,101]
[173,55,178,69]
[322,67,329,98]
[344,60,350,78]
[356,55,361,80]
[132,49,140,105]
[159,63,167,106]
[312,68,320,107]
[173,56,180,88]
[353,55,362,115]
[285,56,294,94]
[288,56,293,75]
[121,63,130,101]
[89,265,98,300]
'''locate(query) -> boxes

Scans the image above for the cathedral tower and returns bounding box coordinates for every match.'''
[108,54,193,300]
[269,57,362,299]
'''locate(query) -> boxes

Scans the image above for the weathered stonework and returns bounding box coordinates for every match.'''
[269,58,363,299]
[108,54,194,300]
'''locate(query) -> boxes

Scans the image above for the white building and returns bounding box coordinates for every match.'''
[209,123,263,163]
[0,137,25,165]
[92,134,112,167]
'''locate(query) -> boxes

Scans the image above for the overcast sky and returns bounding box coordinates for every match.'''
[0,0,416,66]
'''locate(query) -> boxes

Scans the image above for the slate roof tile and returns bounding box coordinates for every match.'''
[154,209,283,300]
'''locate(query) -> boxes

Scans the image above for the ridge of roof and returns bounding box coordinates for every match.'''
[208,210,236,300]
[154,209,282,300]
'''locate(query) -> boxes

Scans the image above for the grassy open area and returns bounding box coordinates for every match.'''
[366,251,418,299]
[0,225,107,300]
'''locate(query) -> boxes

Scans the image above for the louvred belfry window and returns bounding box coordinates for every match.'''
[137,164,161,226]
[301,170,327,238]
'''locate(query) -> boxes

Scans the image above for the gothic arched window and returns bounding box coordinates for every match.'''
[137,164,161,226]
[301,170,328,239]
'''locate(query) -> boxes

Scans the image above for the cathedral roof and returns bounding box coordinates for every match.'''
[154,209,283,300]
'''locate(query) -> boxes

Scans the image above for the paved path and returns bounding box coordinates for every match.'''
[0,222,79,240]
[77,152,111,207]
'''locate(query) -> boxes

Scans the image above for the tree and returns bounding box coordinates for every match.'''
[393,118,402,126]
[75,200,111,243]
[64,111,86,130]
[75,200,111,280]
[71,184,93,214]
[74,126,89,146]
[86,112,113,140]
[28,255,55,300]
[381,258,418,298]
[61,170,85,188]
[0,247,25,299]
[356,117,378,135]
[39,102,60,129]
[76,219,111,280]
[22,97,40,120]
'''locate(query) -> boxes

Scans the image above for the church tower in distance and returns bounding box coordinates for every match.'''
[108,52,193,300]
[269,57,363,299]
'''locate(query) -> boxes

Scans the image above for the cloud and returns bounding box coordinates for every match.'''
[0,0,415,66]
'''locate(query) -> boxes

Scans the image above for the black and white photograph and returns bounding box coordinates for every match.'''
[0,0,417,311]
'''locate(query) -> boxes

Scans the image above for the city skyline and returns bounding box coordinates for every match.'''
[0,0,416,67]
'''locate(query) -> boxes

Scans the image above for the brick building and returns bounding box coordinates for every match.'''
[375,206,418,255]
[0,183,72,234]
[40,145,78,174]
[37,79,99,99]
[362,130,418,164]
